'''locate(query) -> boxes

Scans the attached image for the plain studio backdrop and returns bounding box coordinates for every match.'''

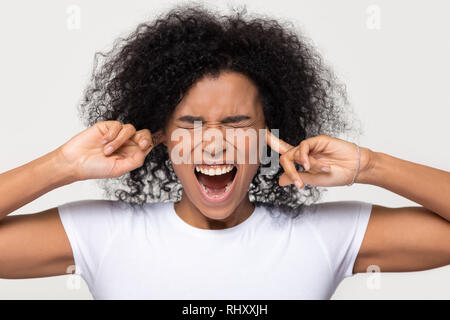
[0,0,449,299]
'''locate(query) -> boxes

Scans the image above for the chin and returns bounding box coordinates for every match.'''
[197,205,236,221]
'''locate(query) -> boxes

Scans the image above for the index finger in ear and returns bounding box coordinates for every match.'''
[131,129,165,150]
[150,130,165,147]
[265,127,294,154]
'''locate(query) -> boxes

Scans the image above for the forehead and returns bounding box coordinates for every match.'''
[173,71,261,118]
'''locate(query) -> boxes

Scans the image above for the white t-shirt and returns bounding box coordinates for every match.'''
[57,199,372,299]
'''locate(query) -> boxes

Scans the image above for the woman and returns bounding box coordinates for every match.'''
[0,4,448,299]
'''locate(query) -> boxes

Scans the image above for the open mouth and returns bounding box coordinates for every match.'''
[194,164,238,203]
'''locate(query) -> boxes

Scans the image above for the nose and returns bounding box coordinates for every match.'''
[200,127,228,163]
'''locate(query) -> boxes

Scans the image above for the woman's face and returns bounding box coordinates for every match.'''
[164,71,266,219]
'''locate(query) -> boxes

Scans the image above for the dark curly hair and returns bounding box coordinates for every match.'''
[78,2,362,215]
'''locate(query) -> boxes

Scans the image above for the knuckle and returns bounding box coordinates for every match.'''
[292,145,300,154]
[137,129,150,139]
[133,131,143,139]
[299,140,307,148]
[108,121,123,135]
[95,121,108,131]
[109,120,122,129]
[286,148,297,160]
[142,129,151,137]
[123,123,136,134]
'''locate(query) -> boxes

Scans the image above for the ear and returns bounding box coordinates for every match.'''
[161,135,168,147]
[160,132,168,147]
[151,130,167,148]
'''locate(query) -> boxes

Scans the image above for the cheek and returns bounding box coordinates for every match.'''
[230,130,261,165]
[166,130,195,165]
[245,164,260,180]
[171,164,192,184]
[166,136,194,182]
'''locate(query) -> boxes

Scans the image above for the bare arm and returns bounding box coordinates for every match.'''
[358,151,450,221]
[0,207,74,278]
[354,151,450,273]
[0,149,76,219]
[265,131,450,274]
[0,121,158,279]
[0,148,78,278]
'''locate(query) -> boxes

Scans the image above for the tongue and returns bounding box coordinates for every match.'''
[197,171,234,189]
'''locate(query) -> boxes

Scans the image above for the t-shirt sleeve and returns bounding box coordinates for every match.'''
[304,200,373,284]
[57,199,124,291]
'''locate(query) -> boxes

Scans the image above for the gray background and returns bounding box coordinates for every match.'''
[0,0,449,299]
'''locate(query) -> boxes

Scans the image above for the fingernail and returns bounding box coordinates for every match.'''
[294,180,303,189]
[140,139,149,149]
[102,138,108,144]
[321,167,330,172]
[105,146,114,154]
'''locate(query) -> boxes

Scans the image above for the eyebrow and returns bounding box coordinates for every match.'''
[176,115,251,124]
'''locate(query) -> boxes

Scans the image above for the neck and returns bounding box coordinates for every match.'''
[174,194,255,230]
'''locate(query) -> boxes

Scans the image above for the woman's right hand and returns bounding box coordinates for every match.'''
[56,121,164,181]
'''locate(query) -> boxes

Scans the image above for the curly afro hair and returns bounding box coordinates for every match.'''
[78,2,362,215]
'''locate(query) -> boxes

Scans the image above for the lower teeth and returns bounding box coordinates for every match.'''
[200,181,233,198]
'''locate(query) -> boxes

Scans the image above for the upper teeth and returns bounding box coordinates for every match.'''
[195,165,235,176]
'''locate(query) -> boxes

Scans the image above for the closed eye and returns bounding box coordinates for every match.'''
[175,115,256,129]
[175,126,196,130]
[176,123,254,130]
[221,118,257,128]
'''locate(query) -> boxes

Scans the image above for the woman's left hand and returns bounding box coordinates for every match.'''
[266,130,374,188]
